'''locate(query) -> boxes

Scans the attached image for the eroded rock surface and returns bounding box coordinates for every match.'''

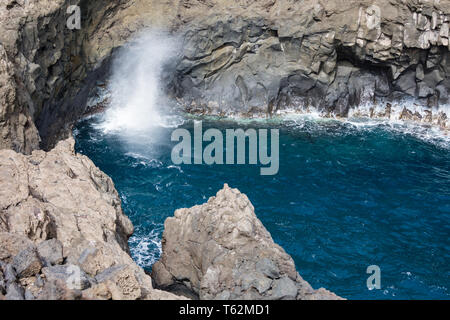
[1,0,449,155]
[172,1,450,129]
[152,184,343,300]
[0,137,184,300]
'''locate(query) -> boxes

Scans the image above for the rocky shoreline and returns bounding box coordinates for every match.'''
[152,184,342,300]
[1,0,449,300]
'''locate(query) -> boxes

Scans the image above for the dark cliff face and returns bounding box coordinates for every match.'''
[0,0,449,154]
[0,0,133,153]
[172,1,450,128]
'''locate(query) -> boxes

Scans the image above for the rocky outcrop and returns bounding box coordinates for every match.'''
[0,0,168,152]
[0,137,184,300]
[171,0,450,129]
[152,184,343,300]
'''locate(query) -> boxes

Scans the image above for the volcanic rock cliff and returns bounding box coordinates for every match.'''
[173,0,450,127]
[1,0,449,155]
[0,137,183,300]
[0,0,448,301]
[152,184,343,300]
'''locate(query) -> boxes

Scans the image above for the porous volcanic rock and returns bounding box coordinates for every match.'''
[0,136,184,300]
[152,184,343,300]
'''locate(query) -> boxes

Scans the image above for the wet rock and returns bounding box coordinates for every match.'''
[172,1,450,122]
[24,289,35,300]
[152,184,343,300]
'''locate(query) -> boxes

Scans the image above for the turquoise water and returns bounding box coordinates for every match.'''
[74,115,450,299]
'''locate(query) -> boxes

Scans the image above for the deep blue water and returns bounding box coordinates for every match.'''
[74,115,450,299]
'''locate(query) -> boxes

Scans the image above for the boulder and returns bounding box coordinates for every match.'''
[95,265,141,300]
[12,246,43,279]
[36,279,82,300]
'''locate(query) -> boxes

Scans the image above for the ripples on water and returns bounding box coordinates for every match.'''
[74,114,450,300]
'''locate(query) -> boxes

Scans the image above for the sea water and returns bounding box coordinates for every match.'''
[74,115,450,300]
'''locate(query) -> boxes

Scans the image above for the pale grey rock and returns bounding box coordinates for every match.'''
[5,283,24,300]
[256,258,280,279]
[36,279,82,300]
[12,246,42,279]
[42,265,91,291]
[152,184,343,300]
[0,272,5,294]
[171,0,450,124]
[24,289,35,300]
[37,239,64,266]
[0,138,185,300]
[3,264,16,284]
[1,0,449,155]
[271,276,298,300]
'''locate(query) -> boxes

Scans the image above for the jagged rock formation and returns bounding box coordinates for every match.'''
[152,184,343,300]
[1,0,447,301]
[172,0,450,129]
[0,137,184,300]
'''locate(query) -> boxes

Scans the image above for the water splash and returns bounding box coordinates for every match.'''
[98,30,182,134]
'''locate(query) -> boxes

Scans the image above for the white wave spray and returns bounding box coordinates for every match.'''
[98,30,181,134]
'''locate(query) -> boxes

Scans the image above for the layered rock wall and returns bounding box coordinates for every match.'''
[173,0,450,128]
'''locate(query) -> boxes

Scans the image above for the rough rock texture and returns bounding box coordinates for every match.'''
[172,0,450,129]
[1,1,449,156]
[152,184,343,300]
[0,0,144,152]
[0,137,184,300]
